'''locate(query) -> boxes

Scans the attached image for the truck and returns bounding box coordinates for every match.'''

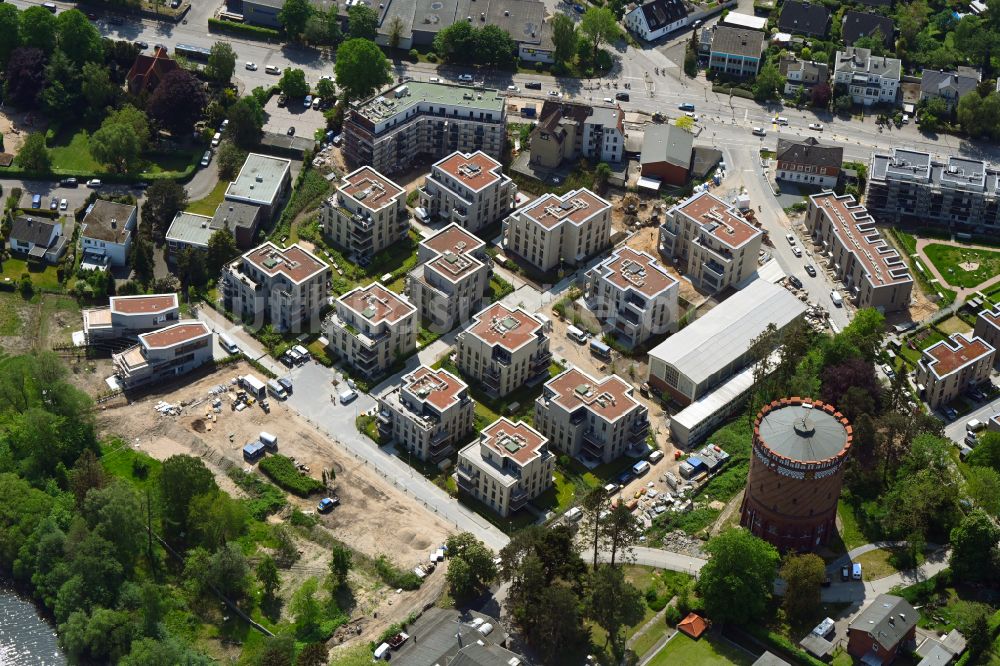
[240,374,267,399]
[266,379,287,400]
[967,419,986,433]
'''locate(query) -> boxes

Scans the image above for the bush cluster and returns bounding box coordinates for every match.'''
[259,455,326,497]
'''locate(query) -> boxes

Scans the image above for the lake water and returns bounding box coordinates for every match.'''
[0,585,66,666]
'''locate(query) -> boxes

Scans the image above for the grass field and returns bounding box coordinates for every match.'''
[938,315,973,335]
[923,243,1000,289]
[186,179,229,216]
[0,258,62,291]
[647,634,754,666]
[836,500,869,552]
[48,125,198,176]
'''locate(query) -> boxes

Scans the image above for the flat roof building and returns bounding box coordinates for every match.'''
[81,200,138,269]
[83,293,180,343]
[974,308,1000,368]
[112,321,213,390]
[418,150,516,235]
[320,166,408,266]
[535,366,650,463]
[916,333,995,409]
[805,192,912,313]
[648,279,807,406]
[456,302,551,398]
[457,417,554,517]
[325,283,417,378]
[708,25,766,78]
[502,187,612,273]
[224,153,292,220]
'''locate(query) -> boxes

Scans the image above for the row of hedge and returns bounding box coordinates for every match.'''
[259,454,326,497]
[0,160,199,184]
[208,18,282,40]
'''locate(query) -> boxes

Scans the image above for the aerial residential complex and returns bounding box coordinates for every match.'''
[455,303,551,398]
[805,192,913,312]
[585,246,679,347]
[407,224,491,333]
[866,148,1000,233]
[915,333,995,409]
[418,150,516,234]
[376,366,475,463]
[501,188,612,273]
[456,418,554,517]
[325,283,417,377]
[974,308,1000,368]
[221,242,330,333]
[112,321,213,390]
[343,82,507,175]
[224,153,293,219]
[83,294,179,343]
[320,167,408,265]
[535,367,650,464]
[659,191,763,292]
[833,48,901,106]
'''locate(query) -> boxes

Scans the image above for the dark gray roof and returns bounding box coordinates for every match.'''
[776,137,843,168]
[842,11,894,49]
[921,68,981,100]
[849,595,918,652]
[779,56,829,83]
[758,403,849,462]
[691,146,723,178]
[753,652,793,666]
[211,201,261,232]
[10,216,59,247]
[391,608,507,666]
[450,643,526,666]
[710,25,766,58]
[778,0,830,36]
[641,123,694,168]
[83,200,136,243]
[638,0,688,31]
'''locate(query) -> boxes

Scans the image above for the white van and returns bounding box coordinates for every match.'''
[830,290,844,307]
[632,460,651,476]
[338,388,358,404]
[211,132,221,147]
[564,507,583,522]
[266,379,287,400]
[852,563,862,580]
[648,450,664,464]
[967,419,986,432]
[219,334,239,355]
[775,116,789,125]
[566,325,587,344]
[265,65,281,75]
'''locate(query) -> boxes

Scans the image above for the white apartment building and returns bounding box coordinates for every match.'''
[112,321,213,390]
[417,151,517,234]
[325,283,417,378]
[585,246,679,348]
[456,302,552,398]
[407,224,491,334]
[80,200,137,269]
[501,188,611,273]
[321,166,409,266]
[456,418,554,517]
[624,0,689,41]
[833,47,901,106]
[659,191,763,292]
[973,308,1000,369]
[343,81,507,175]
[376,365,475,463]
[222,242,330,333]
[916,333,995,409]
[83,293,179,343]
[534,367,650,464]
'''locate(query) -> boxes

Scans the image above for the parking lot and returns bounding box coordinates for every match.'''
[17,182,94,212]
[262,96,329,141]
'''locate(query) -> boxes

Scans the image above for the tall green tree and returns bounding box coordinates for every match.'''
[605,501,641,566]
[257,555,280,600]
[14,132,51,173]
[581,486,609,567]
[347,3,378,40]
[698,529,779,625]
[387,15,405,49]
[444,532,497,600]
[476,25,516,67]
[579,7,622,60]
[41,50,82,121]
[753,63,785,101]
[68,449,107,508]
[187,490,248,550]
[0,4,22,69]
[291,578,322,639]
[552,13,577,64]
[83,481,146,572]
[966,466,1000,516]
[433,21,477,63]
[206,227,240,276]
[4,47,47,108]
[147,69,208,135]
[226,96,265,148]
[279,67,310,98]
[328,543,352,590]
[584,565,645,657]
[90,117,144,173]
[20,6,57,52]
[81,63,119,118]
[780,553,825,625]
[949,509,1000,583]
[176,247,208,291]
[206,42,237,84]
[278,0,313,40]
[142,181,188,243]
[55,9,103,65]
[158,455,217,544]
[209,542,250,600]
[335,38,392,102]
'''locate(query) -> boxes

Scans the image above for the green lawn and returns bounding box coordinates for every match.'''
[647,634,754,666]
[0,258,62,291]
[533,468,577,513]
[923,243,1000,289]
[48,125,198,176]
[186,179,229,216]
[0,293,21,336]
[835,499,868,551]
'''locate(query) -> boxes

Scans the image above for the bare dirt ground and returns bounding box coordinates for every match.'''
[624,226,705,306]
[0,108,45,157]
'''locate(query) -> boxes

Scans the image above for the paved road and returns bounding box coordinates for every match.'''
[945,399,1000,444]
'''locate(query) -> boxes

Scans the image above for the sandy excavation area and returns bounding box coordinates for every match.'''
[96,361,455,568]
[0,108,45,157]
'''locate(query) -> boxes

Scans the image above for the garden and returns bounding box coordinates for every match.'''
[922,243,1000,289]
[646,633,754,666]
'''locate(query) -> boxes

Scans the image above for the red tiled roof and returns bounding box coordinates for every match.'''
[481,417,548,465]
[678,613,709,639]
[126,47,178,94]
[466,303,543,352]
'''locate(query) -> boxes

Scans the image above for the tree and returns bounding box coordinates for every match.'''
[968,431,1000,470]
[187,490,248,550]
[20,6,57,52]
[90,116,144,173]
[780,553,825,625]
[698,529,779,625]
[176,247,209,291]
[820,358,881,419]
[159,455,217,543]
[347,3,378,40]
[675,115,696,132]
[919,96,950,131]
[278,0,313,40]
[475,25,516,67]
[965,466,1000,516]
[142,181,188,243]
[958,91,1000,139]
[257,555,280,600]
[291,578,322,639]
[83,481,145,572]
[853,29,887,56]
[55,9,103,65]
[68,449,106,508]
[279,67,310,99]
[41,50,81,121]
[296,643,329,666]
[303,13,331,45]
[4,47,48,108]
[0,4,21,69]
[753,63,784,101]
[226,97,265,149]
[834,93,853,113]
[445,533,497,600]
[807,81,830,108]
[14,132,51,173]
[208,543,250,600]
[335,38,392,102]
[605,502,641,566]
[552,13,577,63]
[950,510,1000,583]
[216,143,248,183]
[315,78,336,99]
[584,565,645,656]
[81,63,119,118]
[529,582,589,664]
[580,7,622,61]
[433,21,478,63]
[594,162,612,189]
[954,16,997,74]
[204,229,239,278]
[838,308,886,362]
[147,69,208,135]
[581,486,609,567]
[328,543,352,589]
[206,42,237,84]
[387,15,405,49]
[322,8,343,46]
[60,607,136,664]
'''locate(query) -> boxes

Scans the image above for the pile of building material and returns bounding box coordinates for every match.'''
[154,401,180,416]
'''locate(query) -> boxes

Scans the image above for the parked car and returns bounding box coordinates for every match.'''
[60,177,78,187]
[211,132,221,147]
[943,406,959,421]
[525,81,541,90]
[312,97,322,109]
[679,102,695,111]
[200,150,211,167]
[49,197,58,210]
[573,3,585,12]
[805,264,817,277]
[265,65,281,75]
[792,246,803,257]
[245,61,257,71]
[507,84,519,92]
[86,179,102,188]
[287,126,295,136]
[548,90,562,97]
[31,194,41,209]
[277,95,286,107]
[882,364,895,380]
[788,275,803,289]
[303,95,313,108]
[808,122,823,131]
[42,2,57,12]
[786,233,796,245]
[752,127,766,136]
[615,92,630,101]
[59,198,68,211]
[458,74,474,82]
[841,564,850,581]
[317,497,338,513]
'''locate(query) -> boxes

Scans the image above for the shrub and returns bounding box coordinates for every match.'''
[207,17,281,40]
[664,605,682,626]
[408,48,419,61]
[229,468,287,519]
[259,455,326,497]
[373,555,422,590]
[426,52,438,62]
[131,457,150,479]
[289,507,317,527]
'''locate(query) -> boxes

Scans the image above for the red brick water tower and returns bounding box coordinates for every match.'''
[739,397,853,551]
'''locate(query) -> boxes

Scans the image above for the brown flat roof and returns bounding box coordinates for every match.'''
[404,366,467,411]
[140,321,210,349]
[481,417,548,465]
[675,192,760,249]
[110,293,178,315]
[423,223,485,256]
[811,193,912,287]
[596,246,677,299]
[243,242,328,284]
[340,166,404,210]
[466,302,543,352]
[979,307,1000,331]
[433,151,503,192]
[923,333,994,378]
[520,188,610,230]
[546,367,640,422]
[339,282,416,325]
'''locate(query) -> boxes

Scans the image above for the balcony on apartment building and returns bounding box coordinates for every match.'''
[582,429,607,460]
[693,234,735,263]
[492,348,513,366]
[509,487,529,511]
[427,430,454,462]
[456,464,479,493]
[701,259,727,282]
[332,315,389,349]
